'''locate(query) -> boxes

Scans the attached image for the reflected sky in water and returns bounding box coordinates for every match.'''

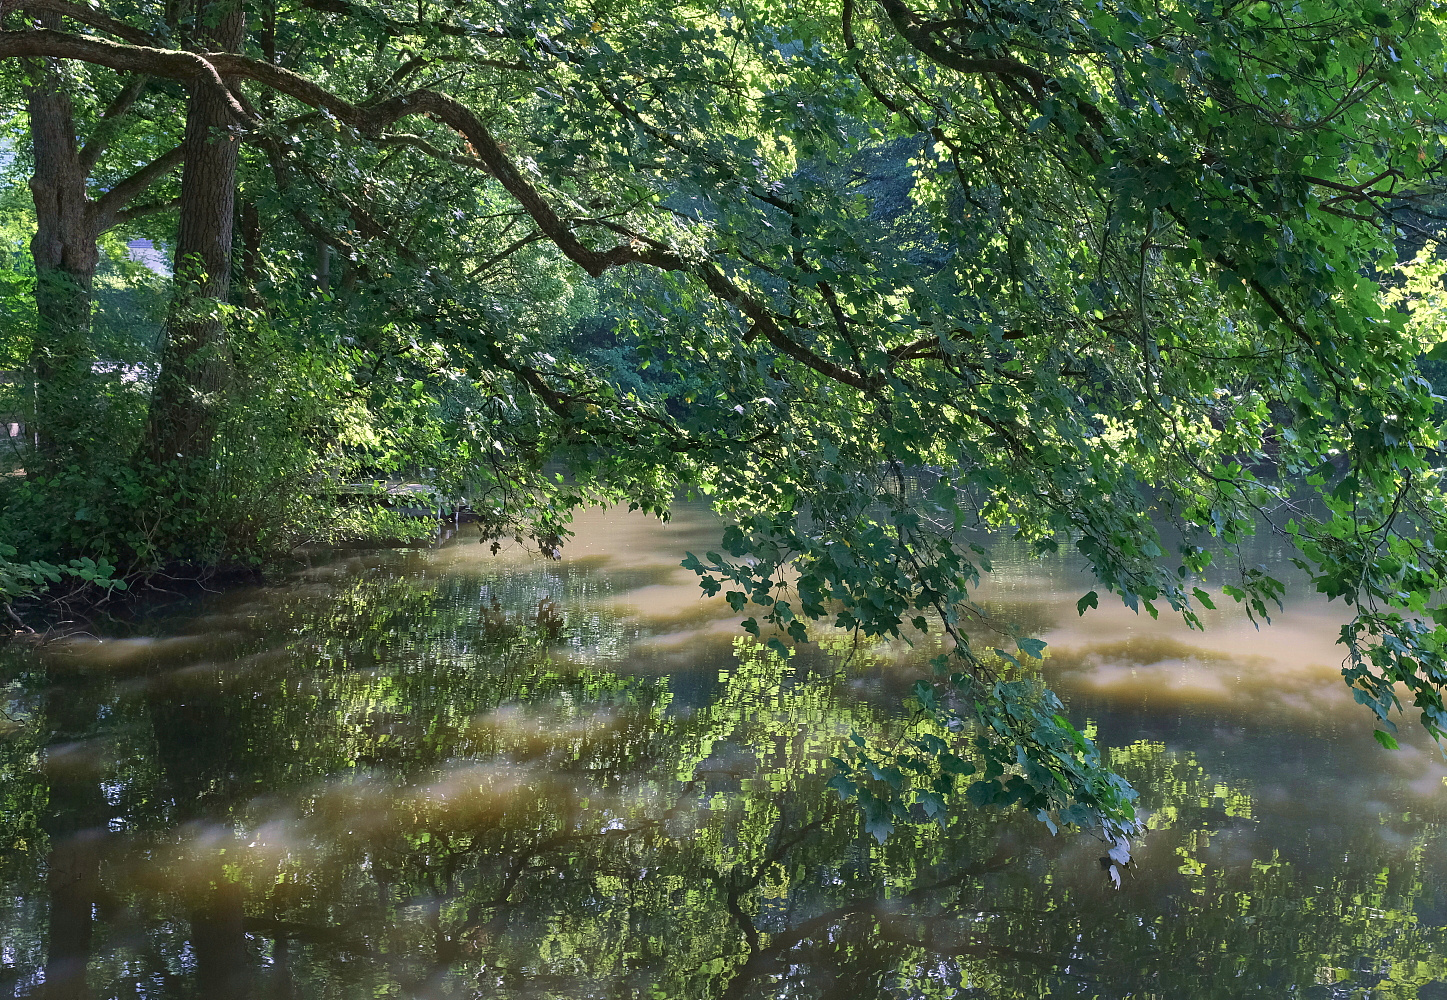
[1,504,1446,999]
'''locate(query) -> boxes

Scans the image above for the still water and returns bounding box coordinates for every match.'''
[2,505,1447,999]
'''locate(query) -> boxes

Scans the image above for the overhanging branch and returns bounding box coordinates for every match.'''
[0,30,247,118]
[0,27,876,395]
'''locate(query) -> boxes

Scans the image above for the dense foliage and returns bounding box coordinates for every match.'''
[3,0,1447,837]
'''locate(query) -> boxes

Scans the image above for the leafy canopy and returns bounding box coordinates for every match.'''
[4,0,1447,836]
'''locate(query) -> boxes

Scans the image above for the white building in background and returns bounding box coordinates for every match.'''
[125,238,169,274]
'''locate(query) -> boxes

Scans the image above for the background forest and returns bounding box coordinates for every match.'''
[4,0,1447,840]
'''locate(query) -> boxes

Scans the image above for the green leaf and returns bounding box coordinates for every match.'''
[1017,636,1047,660]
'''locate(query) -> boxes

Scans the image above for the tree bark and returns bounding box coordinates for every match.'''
[143,0,245,466]
[25,12,99,471]
[237,197,264,308]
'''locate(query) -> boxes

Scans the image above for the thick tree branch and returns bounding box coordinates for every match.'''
[875,0,1049,93]
[78,72,149,171]
[114,194,179,224]
[695,263,872,391]
[18,0,160,45]
[874,0,1109,153]
[0,30,248,118]
[843,0,926,131]
[89,143,183,230]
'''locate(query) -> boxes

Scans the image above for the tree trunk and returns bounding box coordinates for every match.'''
[25,14,100,472]
[237,198,264,309]
[143,1,245,466]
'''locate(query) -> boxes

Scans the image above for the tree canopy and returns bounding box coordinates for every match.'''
[3,0,1447,837]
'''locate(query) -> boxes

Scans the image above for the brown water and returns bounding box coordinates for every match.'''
[2,504,1446,999]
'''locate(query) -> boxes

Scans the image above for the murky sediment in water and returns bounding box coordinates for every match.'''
[2,504,1446,998]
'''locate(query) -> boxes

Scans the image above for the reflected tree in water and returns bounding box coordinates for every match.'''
[1,558,1446,997]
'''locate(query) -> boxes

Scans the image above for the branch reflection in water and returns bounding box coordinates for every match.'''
[1,504,1446,998]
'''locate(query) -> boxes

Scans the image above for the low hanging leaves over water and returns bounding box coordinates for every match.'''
[2,508,1447,998]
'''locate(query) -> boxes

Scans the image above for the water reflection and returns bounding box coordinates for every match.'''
[1,506,1446,998]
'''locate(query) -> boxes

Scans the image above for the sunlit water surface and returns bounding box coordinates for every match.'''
[2,504,1446,999]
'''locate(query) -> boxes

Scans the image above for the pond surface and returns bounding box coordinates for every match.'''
[3,504,1447,999]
